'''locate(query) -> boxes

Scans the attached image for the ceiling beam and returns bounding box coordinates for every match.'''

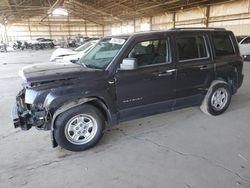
[65,0,124,22]
[41,0,64,22]
[65,5,104,25]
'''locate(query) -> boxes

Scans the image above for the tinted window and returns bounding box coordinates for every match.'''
[176,36,207,61]
[128,39,171,67]
[212,34,235,56]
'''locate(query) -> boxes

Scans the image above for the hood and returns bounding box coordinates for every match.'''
[50,48,77,61]
[62,50,87,62]
[19,62,102,85]
[61,54,80,63]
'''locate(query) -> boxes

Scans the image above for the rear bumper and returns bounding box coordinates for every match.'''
[238,73,244,89]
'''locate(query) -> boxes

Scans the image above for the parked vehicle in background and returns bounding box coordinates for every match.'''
[36,38,55,49]
[237,35,250,60]
[0,42,7,52]
[12,28,244,151]
[12,38,55,50]
[50,40,98,62]
[13,41,25,50]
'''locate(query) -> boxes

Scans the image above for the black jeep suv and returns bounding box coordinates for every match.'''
[12,28,244,151]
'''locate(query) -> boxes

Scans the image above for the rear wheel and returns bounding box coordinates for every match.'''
[201,82,231,116]
[54,104,105,151]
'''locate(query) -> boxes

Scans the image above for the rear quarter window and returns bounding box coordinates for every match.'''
[212,34,235,56]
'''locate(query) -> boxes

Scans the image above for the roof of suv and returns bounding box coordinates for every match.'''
[108,28,229,39]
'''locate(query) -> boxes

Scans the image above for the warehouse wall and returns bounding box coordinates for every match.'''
[107,0,250,36]
[3,0,250,42]
[5,16,103,41]
[209,0,250,34]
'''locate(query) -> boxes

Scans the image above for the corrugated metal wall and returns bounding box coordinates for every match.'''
[106,0,250,36]
[3,0,250,42]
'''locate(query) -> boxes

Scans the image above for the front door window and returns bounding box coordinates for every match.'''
[127,39,171,67]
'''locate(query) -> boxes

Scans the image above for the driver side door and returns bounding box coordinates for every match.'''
[115,38,176,121]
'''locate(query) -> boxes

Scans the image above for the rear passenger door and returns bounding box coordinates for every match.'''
[174,33,214,106]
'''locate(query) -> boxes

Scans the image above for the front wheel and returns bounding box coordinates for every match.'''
[201,82,232,116]
[54,104,105,151]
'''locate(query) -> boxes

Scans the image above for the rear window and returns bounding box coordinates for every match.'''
[212,34,235,56]
[176,36,208,61]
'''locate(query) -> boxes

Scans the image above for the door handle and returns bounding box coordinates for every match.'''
[166,69,176,73]
[108,80,115,84]
[199,65,208,70]
[157,69,176,77]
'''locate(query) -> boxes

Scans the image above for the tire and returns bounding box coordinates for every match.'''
[54,104,105,151]
[200,81,232,116]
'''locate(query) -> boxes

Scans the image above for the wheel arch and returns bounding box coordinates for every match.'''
[215,66,239,94]
[50,97,114,147]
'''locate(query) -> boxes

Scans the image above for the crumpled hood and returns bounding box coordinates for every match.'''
[19,62,102,84]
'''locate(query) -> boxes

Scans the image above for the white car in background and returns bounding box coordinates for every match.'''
[50,40,99,62]
[237,36,250,60]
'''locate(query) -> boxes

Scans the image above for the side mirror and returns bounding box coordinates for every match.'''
[120,58,138,70]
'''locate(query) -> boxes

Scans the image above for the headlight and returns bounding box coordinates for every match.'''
[25,89,39,104]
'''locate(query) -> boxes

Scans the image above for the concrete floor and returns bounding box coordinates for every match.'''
[0,50,250,188]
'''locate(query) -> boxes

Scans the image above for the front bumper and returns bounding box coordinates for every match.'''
[12,89,48,130]
[11,89,33,130]
[11,104,32,130]
[12,104,20,129]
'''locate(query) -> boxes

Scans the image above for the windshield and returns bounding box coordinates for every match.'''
[74,42,93,52]
[79,37,127,69]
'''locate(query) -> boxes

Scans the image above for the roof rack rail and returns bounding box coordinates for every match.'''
[169,27,226,31]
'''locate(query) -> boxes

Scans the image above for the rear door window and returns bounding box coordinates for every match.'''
[212,34,235,56]
[176,36,208,61]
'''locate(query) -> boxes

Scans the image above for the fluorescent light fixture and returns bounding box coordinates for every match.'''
[51,8,68,16]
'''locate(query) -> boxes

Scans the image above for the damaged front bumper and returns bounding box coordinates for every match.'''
[11,89,49,130]
[12,104,33,130]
